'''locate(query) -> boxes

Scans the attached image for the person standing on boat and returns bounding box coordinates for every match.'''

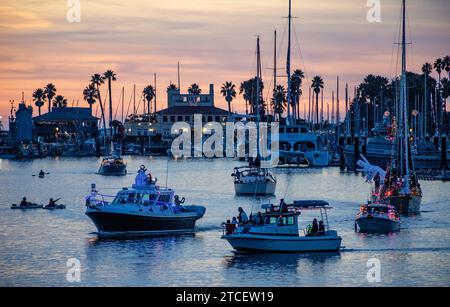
[238,207,249,224]
[318,221,325,236]
[310,219,319,236]
[279,199,288,213]
[374,173,381,193]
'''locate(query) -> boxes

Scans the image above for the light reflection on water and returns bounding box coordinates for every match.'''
[0,157,449,286]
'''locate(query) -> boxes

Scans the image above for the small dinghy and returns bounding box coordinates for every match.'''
[11,203,43,210]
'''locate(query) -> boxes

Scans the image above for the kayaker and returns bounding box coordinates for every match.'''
[39,170,45,177]
[20,197,28,207]
[47,198,60,208]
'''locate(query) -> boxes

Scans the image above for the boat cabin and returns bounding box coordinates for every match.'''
[228,200,333,237]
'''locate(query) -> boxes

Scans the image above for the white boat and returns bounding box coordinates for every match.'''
[356,203,400,233]
[86,166,206,236]
[98,142,127,175]
[222,200,342,253]
[98,156,127,175]
[279,125,330,167]
[232,166,276,195]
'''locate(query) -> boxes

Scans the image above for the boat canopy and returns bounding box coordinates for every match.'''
[261,200,330,210]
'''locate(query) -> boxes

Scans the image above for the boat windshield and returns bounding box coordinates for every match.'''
[112,191,171,206]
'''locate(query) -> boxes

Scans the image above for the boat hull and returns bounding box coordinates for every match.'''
[356,216,400,233]
[389,194,422,215]
[86,210,204,235]
[234,181,276,195]
[222,234,342,252]
[98,164,127,176]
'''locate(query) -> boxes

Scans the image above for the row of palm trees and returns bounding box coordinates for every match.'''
[33,55,449,129]
[32,83,65,116]
[348,55,450,135]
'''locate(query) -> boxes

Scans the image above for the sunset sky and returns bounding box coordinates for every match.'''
[0,0,449,124]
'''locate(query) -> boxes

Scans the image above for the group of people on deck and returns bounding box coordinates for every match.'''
[222,200,327,236]
[306,218,326,237]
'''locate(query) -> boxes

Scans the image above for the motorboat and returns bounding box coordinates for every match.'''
[221,200,342,253]
[278,125,330,167]
[356,202,400,233]
[232,166,276,195]
[85,166,206,236]
[98,142,127,176]
[98,156,127,176]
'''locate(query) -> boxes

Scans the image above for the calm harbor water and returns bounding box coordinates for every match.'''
[0,157,449,287]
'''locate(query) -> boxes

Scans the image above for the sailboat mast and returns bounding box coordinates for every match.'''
[274,29,277,117]
[286,0,292,122]
[400,0,410,190]
[256,36,261,115]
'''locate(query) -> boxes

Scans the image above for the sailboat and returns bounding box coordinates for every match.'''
[98,141,127,176]
[362,0,422,215]
[233,36,277,195]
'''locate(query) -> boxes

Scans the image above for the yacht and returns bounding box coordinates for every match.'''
[221,200,342,253]
[232,166,276,195]
[279,125,330,167]
[86,166,206,236]
[356,202,400,233]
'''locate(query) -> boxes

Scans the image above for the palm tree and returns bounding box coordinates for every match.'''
[44,83,57,113]
[239,80,251,114]
[143,85,155,120]
[443,56,450,80]
[422,63,433,135]
[167,83,178,91]
[83,84,99,112]
[32,88,46,115]
[220,82,237,115]
[52,95,67,108]
[103,70,117,137]
[188,83,202,95]
[311,76,324,124]
[272,85,287,121]
[291,69,305,119]
[434,58,444,85]
[90,74,107,131]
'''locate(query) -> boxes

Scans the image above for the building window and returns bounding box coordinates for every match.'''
[163,116,168,123]
[170,116,176,122]
[185,116,191,122]
[215,116,221,122]
[207,116,213,122]
[177,116,183,122]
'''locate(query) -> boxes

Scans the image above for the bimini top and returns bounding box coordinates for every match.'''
[261,200,330,211]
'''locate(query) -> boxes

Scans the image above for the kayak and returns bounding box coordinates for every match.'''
[43,204,66,210]
[11,203,44,210]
